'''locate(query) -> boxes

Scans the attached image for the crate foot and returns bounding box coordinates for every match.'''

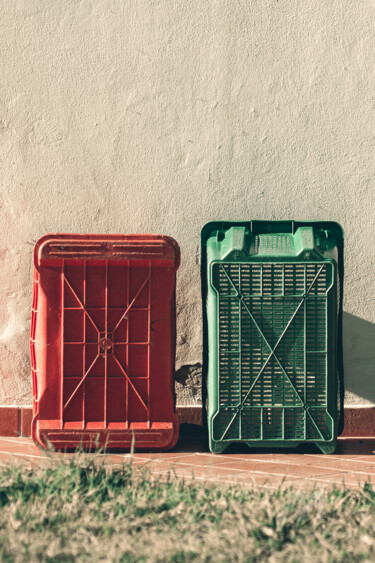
[209,441,227,454]
[316,441,337,454]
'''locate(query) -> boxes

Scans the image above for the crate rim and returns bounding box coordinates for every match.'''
[34,233,180,269]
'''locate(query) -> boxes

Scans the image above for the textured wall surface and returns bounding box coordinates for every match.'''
[0,1,374,407]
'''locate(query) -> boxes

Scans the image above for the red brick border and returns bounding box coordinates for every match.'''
[0,408,20,437]
[342,407,375,438]
[0,406,373,438]
[175,407,375,438]
[176,406,203,426]
[20,408,33,437]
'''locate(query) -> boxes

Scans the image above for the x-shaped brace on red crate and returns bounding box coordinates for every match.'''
[63,274,150,414]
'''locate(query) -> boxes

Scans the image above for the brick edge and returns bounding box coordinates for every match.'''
[341,407,375,438]
[0,406,373,438]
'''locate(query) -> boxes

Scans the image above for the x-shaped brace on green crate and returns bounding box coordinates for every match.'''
[218,264,326,441]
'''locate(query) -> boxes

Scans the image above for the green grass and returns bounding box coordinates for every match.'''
[0,456,374,562]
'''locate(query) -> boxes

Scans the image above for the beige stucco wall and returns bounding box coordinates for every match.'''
[0,1,374,407]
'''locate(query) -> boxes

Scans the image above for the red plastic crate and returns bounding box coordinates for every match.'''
[31,234,180,451]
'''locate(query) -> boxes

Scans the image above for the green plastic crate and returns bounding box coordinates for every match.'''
[201,221,344,454]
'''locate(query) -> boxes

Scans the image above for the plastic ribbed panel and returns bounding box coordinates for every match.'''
[31,234,179,451]
[213,262,333,443]
[202,221,343,454]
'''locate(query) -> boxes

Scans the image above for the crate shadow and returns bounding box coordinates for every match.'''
[343,312,375,404]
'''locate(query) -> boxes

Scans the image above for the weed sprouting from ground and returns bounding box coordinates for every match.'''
[0,456,374,561]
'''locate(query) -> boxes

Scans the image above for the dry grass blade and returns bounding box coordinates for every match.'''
[0,452,374,562]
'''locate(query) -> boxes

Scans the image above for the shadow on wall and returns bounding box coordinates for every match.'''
[175,363,202,406]
[344,312,375,404]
